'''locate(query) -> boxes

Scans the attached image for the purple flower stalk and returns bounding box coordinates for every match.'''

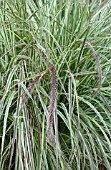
[21,76,41,108]
[85,41,102,92]
[79,40,102,92]
[46,64,57,142]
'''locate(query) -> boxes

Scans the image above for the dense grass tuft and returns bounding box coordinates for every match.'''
[0,0,111,169]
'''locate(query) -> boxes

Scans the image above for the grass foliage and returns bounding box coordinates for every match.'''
[0,0,111,169]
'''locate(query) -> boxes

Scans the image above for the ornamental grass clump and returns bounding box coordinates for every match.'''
[0,0,111,169]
